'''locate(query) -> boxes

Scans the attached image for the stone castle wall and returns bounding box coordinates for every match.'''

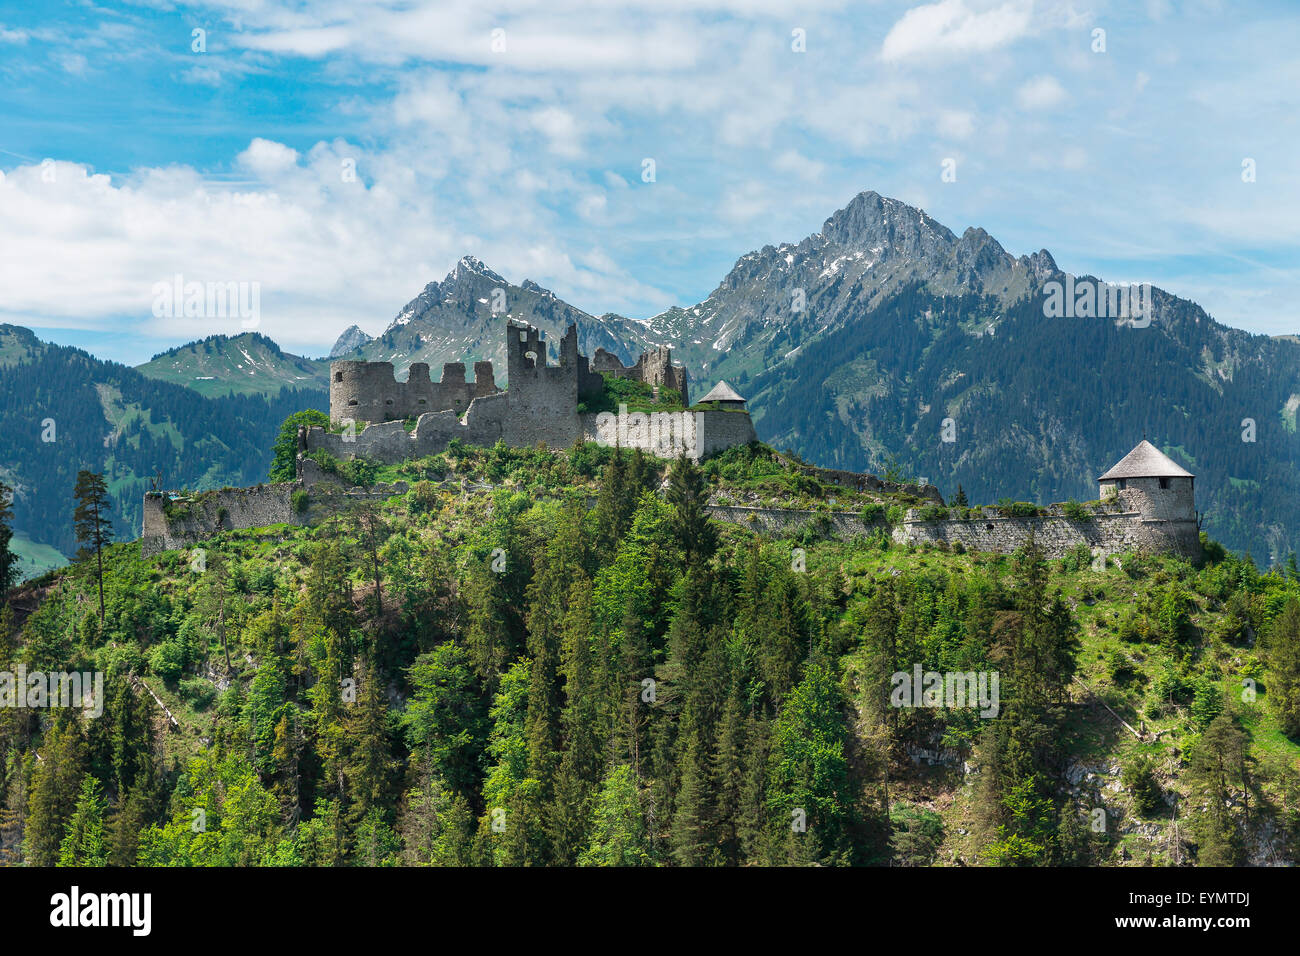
[503,322,587,448]
[893,506,1201,559]
[702,503,1199,560]
[141,472,412,556]
[307,391,510,461]
[141,470,1199,561]
[578,407,756,461]
[141,484,299,556]
[330,321,698,455]
[331,359,497,424]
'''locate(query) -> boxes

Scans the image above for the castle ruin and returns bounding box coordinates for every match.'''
[331,359,499,424]
[591,345,690,406]
[306,320,756,463]
[139,316,1198,564]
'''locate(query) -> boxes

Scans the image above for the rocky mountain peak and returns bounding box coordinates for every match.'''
[819,190,957,260]
[448,255,507,286]
[330,324,374,358]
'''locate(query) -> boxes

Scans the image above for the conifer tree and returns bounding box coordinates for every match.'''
[108,784,154,866]
[665,454,716,568]
[343,661,397,831]
[1264,598,1300,737]
[24,717,86,865]
[462,555,512,687]
[72,470,112,626]
[552,578,601,863]
[578,764,653,866]
[1188,710,1249,865]
[58,775,108,866]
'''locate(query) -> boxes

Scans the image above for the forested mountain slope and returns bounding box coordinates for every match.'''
[136,333,329,398]
[0,325,326,559]
[3,443,1299,867]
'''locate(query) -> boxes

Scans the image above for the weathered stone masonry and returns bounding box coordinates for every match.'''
[310,319,756,463]
[331,358,498,425]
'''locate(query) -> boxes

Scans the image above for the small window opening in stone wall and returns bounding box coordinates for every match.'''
[348,399,358,406]
[1158,477,1170,489]
[334,372,343,382]
[386,399,394,405]
[985,523,994,531]
[1117,479,1127,490]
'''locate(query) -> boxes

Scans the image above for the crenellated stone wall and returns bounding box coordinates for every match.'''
[331,359,498,424]
[306,391,510,461]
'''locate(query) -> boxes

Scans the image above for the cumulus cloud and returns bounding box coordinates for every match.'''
[0,142,667,354]
[237,138,301,178]
[2,0,1297,348]
[881,0,1034,63]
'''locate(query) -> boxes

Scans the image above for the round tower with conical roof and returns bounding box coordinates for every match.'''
[1098,439,1199,556]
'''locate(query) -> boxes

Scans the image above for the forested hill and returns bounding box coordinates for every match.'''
[135,332,329,398]
[0,325,326,558]
[4,443,1299,867]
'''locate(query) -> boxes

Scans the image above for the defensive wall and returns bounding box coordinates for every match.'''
[143,461,1197,563]
[331,359,498,424]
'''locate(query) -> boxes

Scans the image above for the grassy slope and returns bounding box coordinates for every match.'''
[9,531,68,581]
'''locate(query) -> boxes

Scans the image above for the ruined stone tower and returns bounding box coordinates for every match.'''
[501,321,601,447]
[591,343,690,405]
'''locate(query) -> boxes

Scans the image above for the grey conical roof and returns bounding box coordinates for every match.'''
[1098,440,1194,480]
[697,380,746,403]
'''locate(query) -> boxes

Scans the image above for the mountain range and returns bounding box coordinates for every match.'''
[3,190,1297,567]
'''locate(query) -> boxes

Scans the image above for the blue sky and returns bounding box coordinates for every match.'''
[0,0,1297,366]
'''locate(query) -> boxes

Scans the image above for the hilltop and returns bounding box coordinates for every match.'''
[136,332,330,399]
[4,441,1299,867]
[149,191,1300,561]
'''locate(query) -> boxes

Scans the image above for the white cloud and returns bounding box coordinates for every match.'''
[237,138,301,178]
[1016,74,1066,109]
[881,0,1034,63]
[577,192,607,221]
[0,139,674,354]
[57,52,88,76]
